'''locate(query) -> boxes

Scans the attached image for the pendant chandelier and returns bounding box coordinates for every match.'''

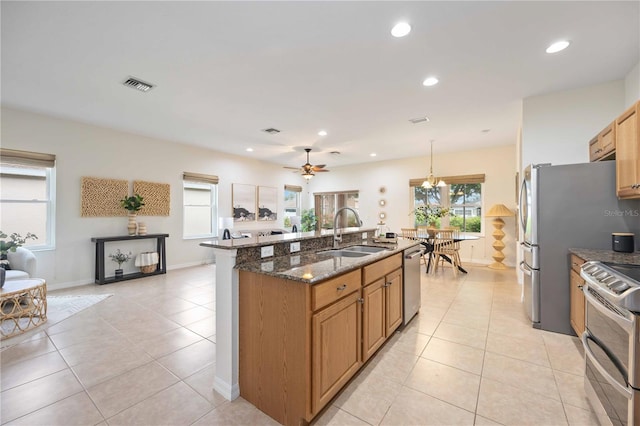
[422,140,446,188]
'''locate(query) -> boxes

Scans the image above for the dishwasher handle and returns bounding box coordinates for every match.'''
[405,249,424,260]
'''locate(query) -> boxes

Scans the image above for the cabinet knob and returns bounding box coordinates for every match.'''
[357,298,364,304]
[336,284,347,291]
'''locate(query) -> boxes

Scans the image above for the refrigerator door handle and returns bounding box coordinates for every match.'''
[519,261,532,276]
[521,242,533,253]
[519,178,528,232]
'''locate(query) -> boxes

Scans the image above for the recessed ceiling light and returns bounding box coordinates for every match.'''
[422,77,439,87]
[391,22,411,38]
[546,40,570,54]
[370,153,377,157]
[481,129,491,133]
[318,130,328,136]
[246,148,254,152]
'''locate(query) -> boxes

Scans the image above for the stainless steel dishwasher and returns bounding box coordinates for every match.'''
[403,245,423,325]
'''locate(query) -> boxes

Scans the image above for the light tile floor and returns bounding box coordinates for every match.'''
[0,264,599,425]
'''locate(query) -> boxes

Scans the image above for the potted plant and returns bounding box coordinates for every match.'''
[0,231,38,260]
[0,231,38,287]
[301,209,317,232]
[109,249,132,279]
[120,194,144,235]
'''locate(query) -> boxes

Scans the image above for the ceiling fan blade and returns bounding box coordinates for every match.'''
[313,164,326,169]
[314,169,330,172]
[283,166,299,170]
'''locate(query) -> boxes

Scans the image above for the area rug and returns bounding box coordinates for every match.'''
[1,294,112,345]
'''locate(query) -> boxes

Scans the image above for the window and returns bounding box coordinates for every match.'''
[449,183,482,232]
[0,149,56,250]
[183,172,218,239]
[410,174,484,233]
[283,185,302,228]
[314,191,359,229]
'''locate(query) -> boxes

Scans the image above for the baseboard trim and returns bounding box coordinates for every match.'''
[213,376,240,401]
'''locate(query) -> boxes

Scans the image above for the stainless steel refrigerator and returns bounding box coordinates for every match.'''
[519,161,640,335]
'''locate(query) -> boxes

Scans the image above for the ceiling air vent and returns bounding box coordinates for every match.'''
[122,77,155,92]
[409,116,430,124]
[262,128,281,134]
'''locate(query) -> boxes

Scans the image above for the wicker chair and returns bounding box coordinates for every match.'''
[400,228,417,239]
[432,229,461,276]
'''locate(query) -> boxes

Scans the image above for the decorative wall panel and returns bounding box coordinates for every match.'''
[133,180,171,216]
[81,177,129,217]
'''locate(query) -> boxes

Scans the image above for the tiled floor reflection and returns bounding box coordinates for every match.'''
[1,264,598,425]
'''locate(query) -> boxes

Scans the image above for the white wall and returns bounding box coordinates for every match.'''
[1,107,308,289]
[521,80,625,167]
[625,61,640,108]
[306,144,518,267]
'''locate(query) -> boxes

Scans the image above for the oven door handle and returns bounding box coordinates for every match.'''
[581,332,633,399]
[583,286,634,332]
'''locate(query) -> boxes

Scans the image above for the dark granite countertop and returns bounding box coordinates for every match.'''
[200,227,375,250]
[236,239,421,284]
[569,248,640,265]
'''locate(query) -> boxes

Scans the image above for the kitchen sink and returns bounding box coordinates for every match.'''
[342,245,388,253]
[317,249,371,258]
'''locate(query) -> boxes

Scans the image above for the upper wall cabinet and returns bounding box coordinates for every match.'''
[616,101,640,199]
[589,122,616,162]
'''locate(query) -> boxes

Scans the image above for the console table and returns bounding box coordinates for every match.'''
[91,234,169,284]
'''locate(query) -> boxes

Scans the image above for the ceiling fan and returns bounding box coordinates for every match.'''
[284,148,330,180]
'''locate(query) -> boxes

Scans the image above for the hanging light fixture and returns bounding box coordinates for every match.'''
[302,170,315,181]
[422,140,446,188]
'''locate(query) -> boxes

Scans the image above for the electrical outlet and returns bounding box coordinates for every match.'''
[261,261,274,272]
[290,255,300,266]
[290,242,301,253]
[362,232,368,239]
[261,245,274,258]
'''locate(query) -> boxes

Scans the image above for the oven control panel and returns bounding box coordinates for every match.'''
[581,261,640,313]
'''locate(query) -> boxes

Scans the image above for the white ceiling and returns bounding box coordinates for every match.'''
[2,1,638,170]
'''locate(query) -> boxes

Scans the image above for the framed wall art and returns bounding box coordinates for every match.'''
[232,184,256,222]
[257,186,277,221]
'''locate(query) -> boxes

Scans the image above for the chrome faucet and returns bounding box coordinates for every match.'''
[333,207,363,248]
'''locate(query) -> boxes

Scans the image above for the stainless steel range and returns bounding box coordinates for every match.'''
[580,261,640,426]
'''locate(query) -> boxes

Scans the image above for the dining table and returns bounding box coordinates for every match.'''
[414,231,480,274]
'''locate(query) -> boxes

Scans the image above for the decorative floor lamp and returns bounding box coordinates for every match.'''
[486,204,514,270]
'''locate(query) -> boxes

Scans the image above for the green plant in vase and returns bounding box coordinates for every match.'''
[109,249,132,279]
[120,194,144,235]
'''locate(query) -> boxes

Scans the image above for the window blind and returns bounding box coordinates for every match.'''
[182,172,219,184]
[284,184,302,192]
[409,173,485,186]
[0,149,56,168]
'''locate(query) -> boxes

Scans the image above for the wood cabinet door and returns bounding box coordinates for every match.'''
[616,102,640,198]
[312,290,362,414]
[569,269,585,337]
[599,123,616,157]
[589,136,601,162]
[385,269,403,337]
[362,278,386,362]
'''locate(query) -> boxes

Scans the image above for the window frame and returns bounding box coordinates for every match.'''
[283,185,302,226]
[410,174,485,235]
[0,151,56,252]
[182,177,219,240]
[314,190,360,229]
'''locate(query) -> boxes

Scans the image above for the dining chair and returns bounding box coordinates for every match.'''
[432,229,461,277]
[400,228,418,240]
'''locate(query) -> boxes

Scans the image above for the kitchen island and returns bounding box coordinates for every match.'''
[200,229,420,425]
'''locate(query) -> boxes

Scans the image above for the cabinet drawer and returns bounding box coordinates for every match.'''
[570,254,585,274]
[312,269,362,311]
[363,253,402,285]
